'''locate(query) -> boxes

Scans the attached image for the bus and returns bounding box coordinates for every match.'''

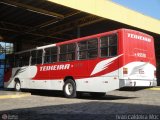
[4,28,157,98]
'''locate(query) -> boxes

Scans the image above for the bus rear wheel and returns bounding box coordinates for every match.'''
[63,79,76,98]
[15,80,21,92]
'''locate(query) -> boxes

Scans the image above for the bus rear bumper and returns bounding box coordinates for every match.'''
[121,79,157,87]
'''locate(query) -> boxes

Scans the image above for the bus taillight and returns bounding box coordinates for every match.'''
[123,68,128,74]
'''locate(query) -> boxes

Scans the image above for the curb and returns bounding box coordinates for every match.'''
[146,87,160,90]
[0,92,31,99]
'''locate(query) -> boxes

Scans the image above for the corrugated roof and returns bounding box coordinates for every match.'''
[0,0,160,52]
[0,0,99,45]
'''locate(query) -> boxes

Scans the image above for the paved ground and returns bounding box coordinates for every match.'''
[0,90,31,99]
[0,89,160,120]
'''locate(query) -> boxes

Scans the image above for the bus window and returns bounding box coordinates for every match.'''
[44,48,51,63]
[23,52,30,66]
[88,38,98,59]
[59,44,75,61]
[59,45,67,61]
[37,50,43,64]
[44,47,57,63]
[78,41,87,60]
[78,38,98,60]
[50,47,57,62]
[100,34,117,57]
[15,54,23,67]
[67,44,75,61]
[109,35,117,56]
[31,50,43,65]
[31,50,36,65]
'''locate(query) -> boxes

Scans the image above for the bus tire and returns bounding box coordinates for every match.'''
[15,80,21,92]
[90,92,106,98]
[63,79,76,98]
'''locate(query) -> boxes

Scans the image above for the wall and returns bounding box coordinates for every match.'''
[0,54,5,88]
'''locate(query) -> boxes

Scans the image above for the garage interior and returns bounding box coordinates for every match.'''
[0,0,160,85]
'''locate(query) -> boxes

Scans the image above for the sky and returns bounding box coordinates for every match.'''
[112,0,160,20]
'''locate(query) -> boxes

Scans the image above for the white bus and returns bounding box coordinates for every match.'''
[4,29,157,98]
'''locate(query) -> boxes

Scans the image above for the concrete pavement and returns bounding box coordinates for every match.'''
[0,90,31,99]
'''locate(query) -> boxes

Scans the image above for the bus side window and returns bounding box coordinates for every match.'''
[31,50,36,65]
[25,52,30,66]
[44,48,51,63]
[44,47,57,64]
[100,36,109,57]
[109,35,117,56]
[88,38,98,59]
[21,53,25,66]
[59,44,75,61]
[78,41,87,60]
[67,44,75,61]
[59,45,67,61]
[37,50,43,64]
[31,50,43,65]
[78,38,98,60]
[50,47,57,62]
[100,34,117,57]
[22,52,30,66]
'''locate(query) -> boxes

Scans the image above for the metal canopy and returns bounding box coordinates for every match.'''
[0,0,105,45]
[0,0,160,54]
[48,0,160,34]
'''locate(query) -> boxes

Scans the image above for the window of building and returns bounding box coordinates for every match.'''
[0,42,14,54]
[100,34,117,57]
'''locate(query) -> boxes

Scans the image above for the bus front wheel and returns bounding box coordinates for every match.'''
[63,79,76,98]
[15,80,21,92]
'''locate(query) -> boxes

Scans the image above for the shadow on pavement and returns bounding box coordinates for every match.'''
[23,89,138,100]
[0,101,160,120]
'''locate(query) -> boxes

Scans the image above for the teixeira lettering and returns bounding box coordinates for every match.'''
[128,33,151,42]
[40,64,71,71]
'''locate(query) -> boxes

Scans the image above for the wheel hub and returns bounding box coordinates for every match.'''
[65,83,73,95]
